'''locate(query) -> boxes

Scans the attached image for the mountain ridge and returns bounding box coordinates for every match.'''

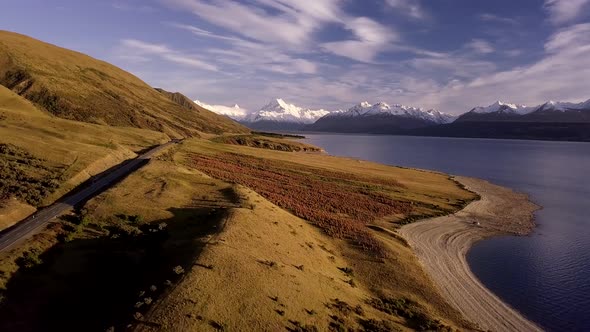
[457,99,590,123]
[0,30,249,137]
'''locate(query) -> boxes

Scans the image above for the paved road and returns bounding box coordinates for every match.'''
[0,140,178,252]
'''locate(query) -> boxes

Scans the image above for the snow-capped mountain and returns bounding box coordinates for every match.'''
[308,101,455,134]
[243,98,330,130]
[469,101,535,115]
[321,101,456,124]
[535,99,590,112]
[245,98,329,124]
[194,100,249,120]
[457,99,590,122]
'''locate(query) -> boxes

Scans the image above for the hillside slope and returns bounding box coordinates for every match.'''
[0,31,248,137]
[154,88,199,111]
[0,85,168,229]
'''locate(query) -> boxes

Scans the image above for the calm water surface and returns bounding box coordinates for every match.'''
[303,133,590,332]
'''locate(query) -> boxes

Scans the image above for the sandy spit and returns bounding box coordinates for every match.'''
[399,176,543,332]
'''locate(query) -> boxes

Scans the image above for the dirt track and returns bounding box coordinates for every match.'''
[399,176,543,332]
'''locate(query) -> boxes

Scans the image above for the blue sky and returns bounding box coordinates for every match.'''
[1,0,590,114]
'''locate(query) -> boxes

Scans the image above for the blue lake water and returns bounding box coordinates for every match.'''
[302,133,590,332]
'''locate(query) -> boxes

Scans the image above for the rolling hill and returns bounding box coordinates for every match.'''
[0,31,249,137]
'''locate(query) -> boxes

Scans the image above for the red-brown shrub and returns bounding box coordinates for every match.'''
[191,153,412,255]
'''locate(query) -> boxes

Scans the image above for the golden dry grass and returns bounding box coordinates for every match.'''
[0,137,478,331]
[133,138,477,331]
[0,30,249,137]
[0,151,242,331]
[0,85,168,228]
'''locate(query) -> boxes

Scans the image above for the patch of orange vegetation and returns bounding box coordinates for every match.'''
[191,153,412,254]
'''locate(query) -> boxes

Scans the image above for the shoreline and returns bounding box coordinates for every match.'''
[399,176,543,332]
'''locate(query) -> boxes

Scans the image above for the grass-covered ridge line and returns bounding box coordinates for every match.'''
[0,30,249,137]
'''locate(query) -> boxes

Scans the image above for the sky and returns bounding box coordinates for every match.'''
[1,0,590,114]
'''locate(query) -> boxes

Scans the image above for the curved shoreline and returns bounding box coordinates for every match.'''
[399,176,543,332]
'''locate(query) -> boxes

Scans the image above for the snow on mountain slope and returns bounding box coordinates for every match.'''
[470,101,535,115]
[325,101,456,124]
[536,99,590,112]
[244,98,330,124]
[467,99,590,116]
[194,100,249,120]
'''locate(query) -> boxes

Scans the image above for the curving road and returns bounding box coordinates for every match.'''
[0,140,179,253]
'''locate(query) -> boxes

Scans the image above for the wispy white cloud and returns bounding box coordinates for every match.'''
[479,13,519,25]
[168,23,318,74]
[118,39,218,71]
[544,0,590,24]
[402,23,590,112]
[210,23,590,113]
[112,1,157,12]
[162,0,397,63]
[121,1,589,114]
[322,17,398,62]
[169,23,246,43]
[504,49,524,57]
[161,0,340,47]
[465,39,495,54]
[385,0,426,19]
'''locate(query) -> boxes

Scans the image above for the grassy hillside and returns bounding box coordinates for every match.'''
[0,137,477,331]
[154,88,200,111]
[0,31,249,137]
[0,85,169,229]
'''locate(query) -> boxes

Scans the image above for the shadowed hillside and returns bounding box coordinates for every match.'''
[0,31,249,137]
[154,88,199,111]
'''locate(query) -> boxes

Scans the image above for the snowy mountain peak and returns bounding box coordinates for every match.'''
[327,101,455,124]
[539,99,590,112]
[245,98,330,124]
[193,99,249,120]
[471,101,532,115]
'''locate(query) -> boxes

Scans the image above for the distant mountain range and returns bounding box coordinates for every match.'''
[242,99,330,131]
[457,100,590,123]
[308,102,455,133]
[194,100,249,121]
[195,97,590,141]
[196,98,454,131]
[195,98,330,131]
[415,99,590,141]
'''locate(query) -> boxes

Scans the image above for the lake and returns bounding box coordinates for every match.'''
[303,133,590,332]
